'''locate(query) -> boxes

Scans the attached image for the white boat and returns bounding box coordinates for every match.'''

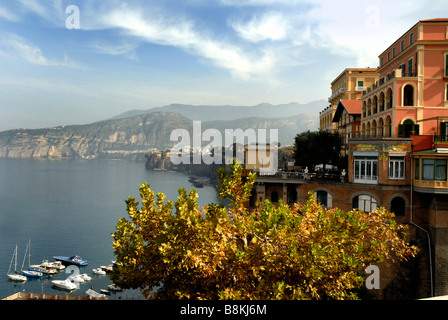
[29,263,58,275]
[69,274,85,283]
[108,284,122,292]
[7,245,27,282]
[42,260,65,271]
[100,265,113,273]
[21,239,43,279]
[93,268,106,275]
[52,279,77,291]
[80,273,92,281]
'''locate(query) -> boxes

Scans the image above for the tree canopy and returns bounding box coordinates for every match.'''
[293,130,342,170]
[111,163,418,300]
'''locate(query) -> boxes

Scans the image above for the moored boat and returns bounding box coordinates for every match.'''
[80,273,92,281]
[21,239,43,279]
[42,260,65,271]
[7,245,27,282]
[53,255,88,266]
[108,284,122,292]
[100,265,113,273]
[52,279,77,291]
[93,268,106,275]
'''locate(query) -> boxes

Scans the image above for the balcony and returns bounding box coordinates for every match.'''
[328,88,346,103]
[253,169,346,184]
[355,86,367,92]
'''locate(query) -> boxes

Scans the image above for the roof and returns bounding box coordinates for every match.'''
[419,18,448,23]
[332,100,362,122]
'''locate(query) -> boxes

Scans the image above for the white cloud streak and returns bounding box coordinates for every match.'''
[0,33,83,68]
[0,5,20,21]
[84,4,278,80]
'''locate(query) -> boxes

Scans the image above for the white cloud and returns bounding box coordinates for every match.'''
[91,41,140,61]
[0,33,83,68]
[18,0,49,18]
[0,5,19,21]
[85,4,278,80]
[230,12,290,42]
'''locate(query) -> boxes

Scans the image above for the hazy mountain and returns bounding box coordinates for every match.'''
[110,100,326,122]
[0,101,322,161]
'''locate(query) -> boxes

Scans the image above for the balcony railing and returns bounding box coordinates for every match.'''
[434,135,448,143]
[328,88,346,102]
[255,169,346,182]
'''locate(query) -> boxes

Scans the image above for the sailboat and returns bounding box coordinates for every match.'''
[21,239,43,279]
[7,244,27,282]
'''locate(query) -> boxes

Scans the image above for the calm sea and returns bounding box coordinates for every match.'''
[0,158,220,300]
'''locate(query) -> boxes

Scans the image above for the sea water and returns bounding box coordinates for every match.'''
[0,158,220,299]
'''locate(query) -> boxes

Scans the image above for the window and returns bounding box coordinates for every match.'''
[354,156,378,184]
[353,195,378,212]
[398,119,419,137]
[408,58,414,76]
[316,191,328,207]
[422,159,448,181]
[391,197,406,217]
[315,190,332,208]
[415,158,420,180]
[388,52,391,61]
[445,54,448,77]
[410,33,414,45]
[271,191,279,203]
[401,40,404,52]
[389,157,405,179]
[393,48,396,57]
[381,57,384,67]
[399,64,406,77]
[403,85,414,106]
[358,81,364,87]
[288,188,298,204]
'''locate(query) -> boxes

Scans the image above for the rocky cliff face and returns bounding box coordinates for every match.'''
[0,112,192,161]
[0,111,316,161]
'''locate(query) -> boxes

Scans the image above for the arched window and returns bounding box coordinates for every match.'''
[353,194,378,212]
[391,197,406,217]
[271,191,279,203]
[403,84,415,106]
[385,115,392,137]
[399,119,420,138]
[378,118,384,137]
[379,92,385,112]
[288,188,298,204]
[372,119,377,137]
[315,190,333,208]
[316,190,328,207]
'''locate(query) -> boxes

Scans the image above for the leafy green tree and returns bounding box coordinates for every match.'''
[294,130,342,170]
[111,162,418,300]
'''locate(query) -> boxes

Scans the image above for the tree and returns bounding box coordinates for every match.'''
[294,130,342,170]
[111,162,418,300]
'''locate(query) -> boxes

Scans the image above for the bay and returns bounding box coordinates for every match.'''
[0,158,220,300]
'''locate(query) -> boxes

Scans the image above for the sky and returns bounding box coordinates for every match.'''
[0,0,447,131]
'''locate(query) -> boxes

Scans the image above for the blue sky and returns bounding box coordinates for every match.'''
[0,0,447,131]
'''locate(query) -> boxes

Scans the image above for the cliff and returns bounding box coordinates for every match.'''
[0,112,192,161]
[0,108,318,161]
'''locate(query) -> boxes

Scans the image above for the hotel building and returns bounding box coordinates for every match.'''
[319,68,378,132]
[249,19,448,299]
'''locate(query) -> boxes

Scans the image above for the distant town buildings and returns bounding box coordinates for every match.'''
[249,18,448,299]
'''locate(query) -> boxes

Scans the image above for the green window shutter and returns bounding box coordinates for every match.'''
[441,122,447,136]
[446,54,448,77]
[413,124,420,135]
[398,124,404,138]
